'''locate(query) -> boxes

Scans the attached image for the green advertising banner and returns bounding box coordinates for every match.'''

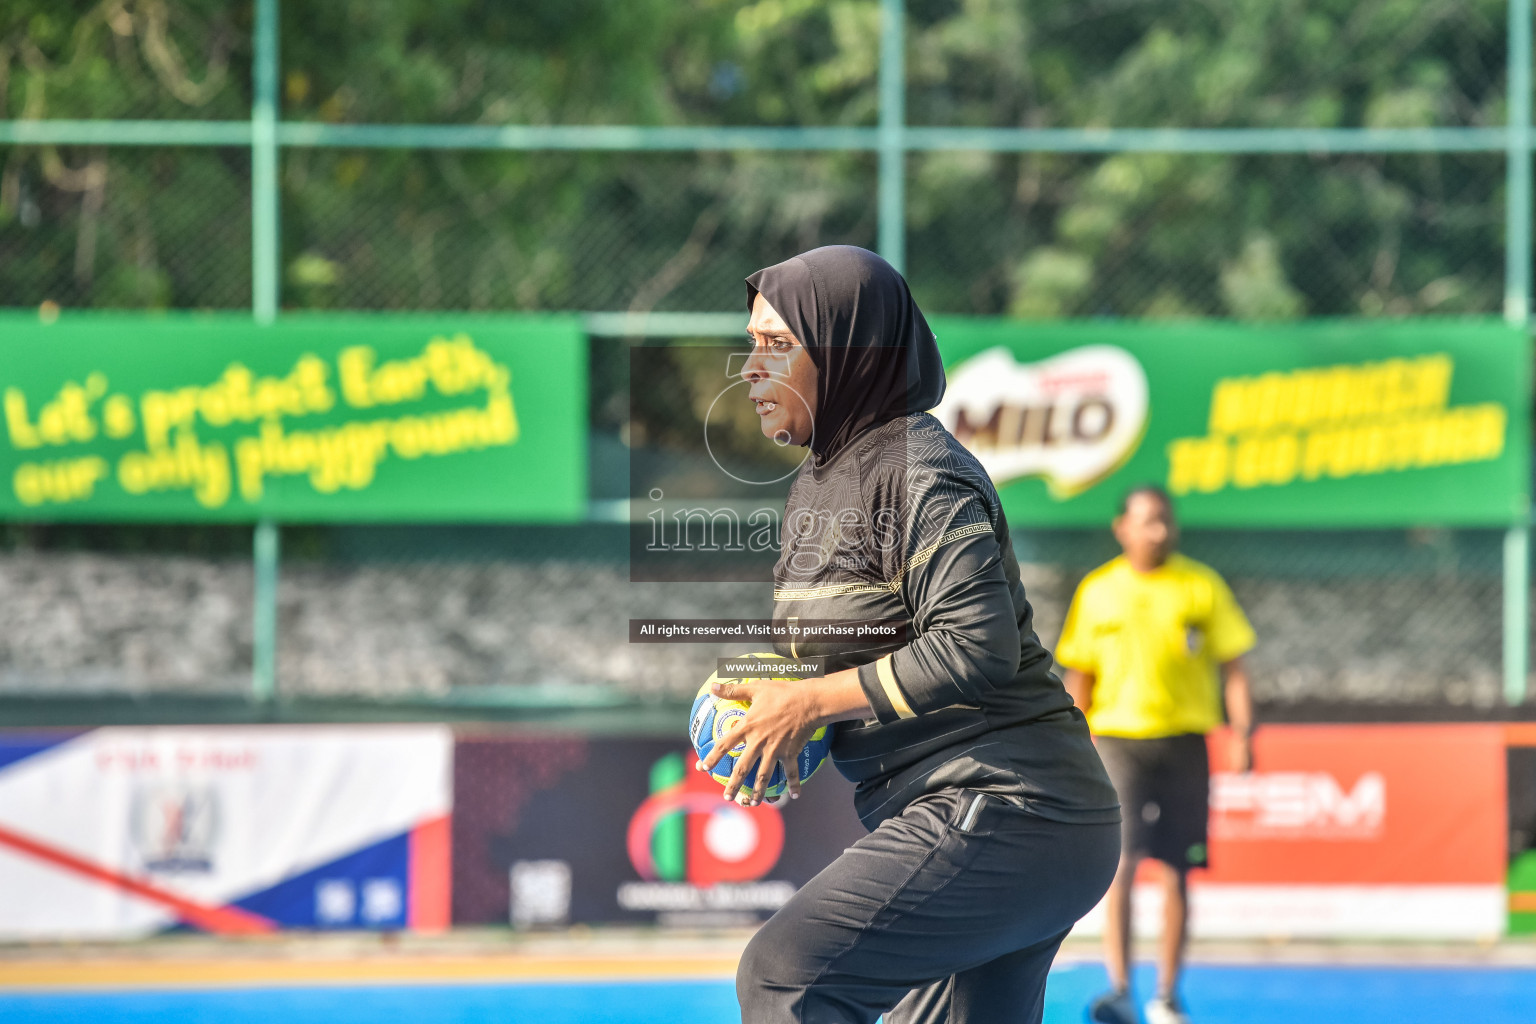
[0,314,586,521]
[928,319,1531,528]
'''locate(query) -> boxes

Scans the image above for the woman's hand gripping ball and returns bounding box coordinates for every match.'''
[699,677,821,807]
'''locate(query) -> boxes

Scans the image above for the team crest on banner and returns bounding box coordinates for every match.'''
[131,782,220,873]
[934,345,1149,498]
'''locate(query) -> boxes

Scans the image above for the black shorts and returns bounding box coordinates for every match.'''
[1095,733,1210,870]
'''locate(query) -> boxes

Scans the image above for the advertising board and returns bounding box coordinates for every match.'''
[0,725,452,939]
[1073,723,1508,939]
[456,725,1510,938]
[452,733,865,927]
[2,724,1504,939]
[0,314,586,521]
[931,319,1531,527]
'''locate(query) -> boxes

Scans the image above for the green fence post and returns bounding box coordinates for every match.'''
[1508,527,1531,706]
[1506,0,1533,706]
[252,0,279,323]
[878,0,905,273]
[252,520,280,702]
[251,0,281,701]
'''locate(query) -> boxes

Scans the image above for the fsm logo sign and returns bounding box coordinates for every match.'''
[934,345,1149,498]
[617,752,793,915]
[1211,770,1386,840]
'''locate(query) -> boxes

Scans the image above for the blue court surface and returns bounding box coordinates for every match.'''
[3,962,1534,1023]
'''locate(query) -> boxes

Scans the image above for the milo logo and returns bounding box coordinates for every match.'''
[935,345,1149,498]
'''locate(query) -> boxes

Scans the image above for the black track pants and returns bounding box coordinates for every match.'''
[737,787,1120,1024]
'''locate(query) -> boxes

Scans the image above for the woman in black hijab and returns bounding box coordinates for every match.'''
[699,246,1121,1024]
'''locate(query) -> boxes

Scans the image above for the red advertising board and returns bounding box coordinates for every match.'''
[1080,723,1509,939]
[1204,723,1506,885]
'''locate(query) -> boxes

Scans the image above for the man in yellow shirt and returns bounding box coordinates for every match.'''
[1057,485,1255,1024]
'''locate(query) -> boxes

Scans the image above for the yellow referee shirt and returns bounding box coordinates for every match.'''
[1055,553,1255,739]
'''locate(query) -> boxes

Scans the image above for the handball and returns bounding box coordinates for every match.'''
[688,653,833,800]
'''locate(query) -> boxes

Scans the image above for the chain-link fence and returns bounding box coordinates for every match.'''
[907,152,1506,318]
[273,525,1513,713]
[0,0,1532,715]
[0,523,1512,716]
[0,146,252,309]
[3,148,1510,319]
[0,146,1510,317]
[1,2,1520,318]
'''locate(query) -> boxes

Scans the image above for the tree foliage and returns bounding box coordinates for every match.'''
[0,0,1513,318]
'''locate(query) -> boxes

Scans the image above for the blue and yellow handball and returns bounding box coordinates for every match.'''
[689,653,833,800]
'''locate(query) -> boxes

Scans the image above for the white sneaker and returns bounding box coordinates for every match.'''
[1144,996,1191,1024]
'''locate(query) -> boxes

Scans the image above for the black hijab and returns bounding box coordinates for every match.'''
[745,246,945,465]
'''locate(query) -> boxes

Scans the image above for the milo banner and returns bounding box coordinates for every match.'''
[0,314,586,521]
[930,319,1531,527]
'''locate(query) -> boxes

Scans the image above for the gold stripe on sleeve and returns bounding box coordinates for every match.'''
[875,654,916,720]
[906,521,994,574]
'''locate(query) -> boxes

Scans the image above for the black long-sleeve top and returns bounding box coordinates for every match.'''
[773,412,1121,831]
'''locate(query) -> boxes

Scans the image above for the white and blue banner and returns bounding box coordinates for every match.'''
[0,725,452,940]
